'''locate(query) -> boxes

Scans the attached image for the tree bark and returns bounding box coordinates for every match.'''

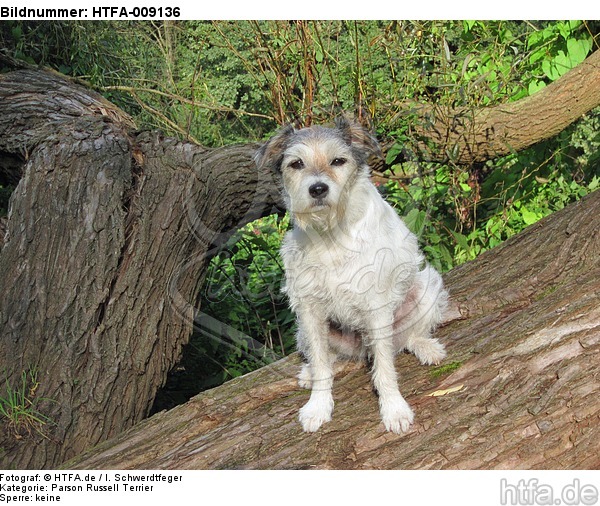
[0,69,281,469]
[1,49,599,469]
[65,188,600,470]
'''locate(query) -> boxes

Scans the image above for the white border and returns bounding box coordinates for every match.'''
[1,470,600,506]
[0,0,594,20]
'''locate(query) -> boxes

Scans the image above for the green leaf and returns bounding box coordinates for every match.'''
[463,20,477,32]
[542,54,562,81]
[11,25,22,40]
[558,20,582,40]
[451,230,470,252]
[521,207,539,226]
[557,21,571,40]
[385,143,404,164]
[315,47,324,63]
[403,208,427,235]
[528,79,546,95]
[566,37,592,67]
[440,244,454,267]
[529,50,546,65]
[527,30,544,48]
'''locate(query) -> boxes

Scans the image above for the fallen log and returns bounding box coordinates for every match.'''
[65,189,600,470]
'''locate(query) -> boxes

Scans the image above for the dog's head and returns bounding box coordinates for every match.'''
[255,116,381,230]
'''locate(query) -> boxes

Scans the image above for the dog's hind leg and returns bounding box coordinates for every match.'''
[401,266,448,365]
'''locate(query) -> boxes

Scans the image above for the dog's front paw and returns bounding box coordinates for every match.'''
[411,337,446,366]
[299,395,334,432]
[380,396,414,434]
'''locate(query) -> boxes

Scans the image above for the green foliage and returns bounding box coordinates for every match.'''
[385,108,600,269]
[152,215,295,410]
[382,21,598,269]
[0,367,55,439]
[525,21,594,95]
[2,21,597,143]
[198,214,295,376]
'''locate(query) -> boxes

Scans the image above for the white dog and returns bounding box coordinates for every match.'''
[255,117,448,434]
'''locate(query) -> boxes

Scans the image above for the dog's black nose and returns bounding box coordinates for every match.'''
[309,182,329,198]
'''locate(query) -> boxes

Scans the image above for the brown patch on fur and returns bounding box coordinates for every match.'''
[335,116,382,159]
[254,124,295,172]
[304,138,345,184]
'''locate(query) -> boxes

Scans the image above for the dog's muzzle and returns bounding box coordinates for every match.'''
[308,182,329,199]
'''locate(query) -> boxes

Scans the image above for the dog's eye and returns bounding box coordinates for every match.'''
[289,159,304,170]
[331,158,347,167]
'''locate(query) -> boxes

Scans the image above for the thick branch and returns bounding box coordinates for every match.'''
[0,69,136,153]
[405,49,600,164]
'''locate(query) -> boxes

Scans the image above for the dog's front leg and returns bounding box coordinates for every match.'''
[369,319,414,434]
[297,308,335,432]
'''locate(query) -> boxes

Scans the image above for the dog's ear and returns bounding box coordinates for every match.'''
[334,115,382,159]
[254,125,296,172]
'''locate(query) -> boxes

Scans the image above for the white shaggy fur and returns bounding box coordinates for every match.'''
[255,117,448,434]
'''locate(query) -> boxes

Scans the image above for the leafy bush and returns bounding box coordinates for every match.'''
[382,20,597,268]
[384,107,600,269]
[199,214,295,373]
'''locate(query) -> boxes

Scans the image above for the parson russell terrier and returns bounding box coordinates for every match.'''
[254,117,448,434]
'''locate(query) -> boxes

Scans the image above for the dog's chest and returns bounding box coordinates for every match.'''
[285,234,400,308]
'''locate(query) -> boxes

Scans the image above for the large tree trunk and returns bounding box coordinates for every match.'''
[65,188,600,470]
[1,50,599,469]
[0,69,281,469]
